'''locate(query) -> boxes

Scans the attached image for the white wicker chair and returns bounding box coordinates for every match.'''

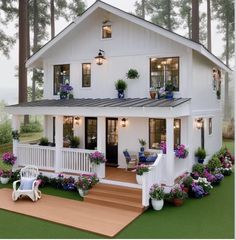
[12,166,41,202]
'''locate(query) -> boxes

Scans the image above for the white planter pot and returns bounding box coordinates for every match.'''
[78,188,88,197]
[93,163,105,178]
[151,199,164,211]
[0,177,10,184]
[136,174,143,185]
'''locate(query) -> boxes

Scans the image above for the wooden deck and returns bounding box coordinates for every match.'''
[105,167,137,183]
[0,188,141,237]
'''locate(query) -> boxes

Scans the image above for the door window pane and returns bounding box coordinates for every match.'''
[54,64,70,95]
[85,118,97,150]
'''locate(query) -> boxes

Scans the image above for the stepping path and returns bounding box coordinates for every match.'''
[0,188,142,237]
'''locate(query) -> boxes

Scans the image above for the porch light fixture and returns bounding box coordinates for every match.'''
[196,118,203,129]
[121,118,127,127]
[95,49,105,65]
[74,117,80,126]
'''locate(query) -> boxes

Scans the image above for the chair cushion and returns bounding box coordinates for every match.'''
[146,154,157,162]
[19,177,36,190]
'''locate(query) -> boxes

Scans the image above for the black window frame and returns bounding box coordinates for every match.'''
[150,57,179,91]
[82,63,91,88]
[53,64,70,95]
[209,118,213,135]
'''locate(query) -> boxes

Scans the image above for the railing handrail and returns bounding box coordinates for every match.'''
[17,143,55,151]
[142,153,163,207]
[61,148,96,154]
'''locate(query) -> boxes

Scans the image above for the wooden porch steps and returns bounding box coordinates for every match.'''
[84,183,144,213]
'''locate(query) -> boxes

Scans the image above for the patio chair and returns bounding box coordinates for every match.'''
[123,150,137,170]
[12,166,41,202]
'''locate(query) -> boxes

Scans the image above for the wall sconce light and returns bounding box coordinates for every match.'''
[74,116,80,126]
[95,49,105,65]
[121,118,127,127]
[196,118,203,129]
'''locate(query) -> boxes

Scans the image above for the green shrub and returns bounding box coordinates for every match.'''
[20,121,42,133]
[195,147,206,159]
[126,69,139,79]
[207,155,222,171]
[39,137,49,146]
[192,163,205,175]
[0,121,12,144]
[115,79,127,90]
[69,136,80,148]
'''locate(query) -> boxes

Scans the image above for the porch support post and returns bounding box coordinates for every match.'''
[43,115,48,139]
[166,117,175,186]
[12,115,20,169]
[97,117,106,154]
[55,115,63,173]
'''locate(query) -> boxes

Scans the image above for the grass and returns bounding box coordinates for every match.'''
[223,139,234,155]
[0,173,234,238]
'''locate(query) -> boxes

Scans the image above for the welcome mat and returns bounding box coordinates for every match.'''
[0,188,141,237]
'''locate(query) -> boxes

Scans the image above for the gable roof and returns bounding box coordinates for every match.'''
[26,0,231,72]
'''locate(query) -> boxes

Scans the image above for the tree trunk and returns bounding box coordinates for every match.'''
[19,0,29,124]
[167,0,171,31]
[32,0,39,102]
[207,0,212,51]
[192,0,199,42]
[51,0,55,38]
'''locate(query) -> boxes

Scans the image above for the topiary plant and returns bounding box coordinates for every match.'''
[195,147,206,160]
[126,68,139,79]
[115,79,127,91]
[39,137,49,146]
[69,136,80,148]
[207,155,222,171]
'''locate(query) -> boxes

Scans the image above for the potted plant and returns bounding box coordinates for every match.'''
[89,151,106,178]
[149,87,157,99]
[149,184,165,210]
[39,137,49,146]
[175,144,188,159]
[59,83,73,99]
[192,163,205,177]
[138,138,146,152]
[206,155,222,172]
[115,79,127,99]
[76,174,99,197]
[2,152,17,165]
[126,68,139,79]
[135,164,149,184]
[0,169,12,184]
[68,136,80,148]
[12,130,20,141]
[195,147,206,163]
[165,80,174,99]
[181,175,193,193]
[167,185,188,206]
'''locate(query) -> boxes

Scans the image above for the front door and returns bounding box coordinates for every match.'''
[85,117,97,150]
[106,118,118,166]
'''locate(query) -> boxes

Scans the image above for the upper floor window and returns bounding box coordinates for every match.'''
[54,64,70,95]
[102,25,112,39]
[150,57,179,91]
[82,63,91,88]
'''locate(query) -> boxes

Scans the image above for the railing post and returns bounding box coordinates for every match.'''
[12,115,20,170]
[55,116,63,173]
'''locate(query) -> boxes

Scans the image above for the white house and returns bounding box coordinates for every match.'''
[7,1,231,206]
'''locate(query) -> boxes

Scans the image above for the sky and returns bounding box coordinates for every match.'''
[0,0,224,105]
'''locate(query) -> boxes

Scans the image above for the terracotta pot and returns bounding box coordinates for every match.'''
[173,198,184,207]
[183,187,189,193]
[149,91,156,99]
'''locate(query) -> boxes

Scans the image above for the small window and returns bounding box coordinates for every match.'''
[209,118,212,135]
[102,25,112,39]
[174,119,181,146]
[150,57,179,91]
[82,63,91,87]
[53,64,70,95]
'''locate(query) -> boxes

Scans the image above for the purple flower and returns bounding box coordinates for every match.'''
[60,83,73,94]
[89,151,106,164]
[2,152,17,165]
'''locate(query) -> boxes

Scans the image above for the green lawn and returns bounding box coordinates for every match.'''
[0,173,234,239]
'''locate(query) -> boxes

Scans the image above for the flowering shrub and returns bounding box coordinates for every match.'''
[167,185,188,200]
[60,83,73,94]
[149,184,165,200]
[2,152,17,165]
[203,170,224,185]
[190,183,205,198]
[217,146,234,165]
[89,151,106,164]
[191,177,212,197]
[76,174,99,191]
[135,164,150,175]
[175,144,188,159]
[159,141,166,154]
[0,169,12,178]
[61,177,76,191]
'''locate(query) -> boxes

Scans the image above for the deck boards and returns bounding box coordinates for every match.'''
[105,167,137,183]
[0,188,141,237]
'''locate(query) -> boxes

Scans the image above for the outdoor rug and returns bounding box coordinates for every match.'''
[0,188,141,237]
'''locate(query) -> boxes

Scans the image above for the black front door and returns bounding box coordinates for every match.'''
[106,118,118,166]
[85,117,97,150]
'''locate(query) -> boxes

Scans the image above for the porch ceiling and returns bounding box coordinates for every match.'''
[6,98,191,117]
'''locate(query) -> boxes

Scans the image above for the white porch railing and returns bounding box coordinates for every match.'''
[61,148,95,174]
[17,143,55,170]
[142,154,163,207]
